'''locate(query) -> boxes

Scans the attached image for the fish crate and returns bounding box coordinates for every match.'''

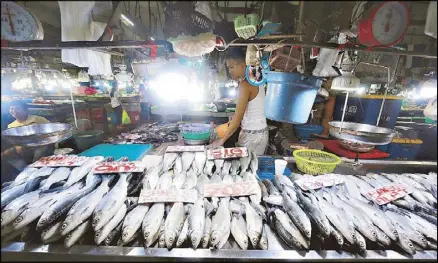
[257,156,292,181]
[376,138,423,161]
[269,46,301,73]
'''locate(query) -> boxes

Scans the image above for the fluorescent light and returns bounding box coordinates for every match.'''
[121,14,134,27]
[150,37,155,41]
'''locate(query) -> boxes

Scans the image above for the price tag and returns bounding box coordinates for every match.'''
[367,183,413,205]
[93,161,146,174]
[207,147,248,160]
[203,182,259,198]
[295,174,344,191]
[166,145,205,153]
[138,189,198,203]
[32,155,89,167]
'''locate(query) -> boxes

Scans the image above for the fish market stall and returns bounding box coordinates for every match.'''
[1,147,437,262]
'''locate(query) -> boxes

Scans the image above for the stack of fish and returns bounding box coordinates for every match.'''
[262,172,437,256]
[106,123,179,146]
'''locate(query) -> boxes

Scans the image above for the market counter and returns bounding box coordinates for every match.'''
[151,108,234,121]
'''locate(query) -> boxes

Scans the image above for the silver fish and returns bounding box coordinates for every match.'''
[157,170,173,190]
[95,203,127,244]
[183,168,198,190]
[385,210,427,249]
[61,176,113,235]
[182,152,195,173]
[163,153,178,172]
[210,198,231,249]
[201,216,212,248]
[1,190,42,227]
[40,167,71,191]
[93,173,129,230]
[258,223,269,250]
[214,159,225,175]
[64,220,91,248]
[243,201,263,247]
[330,227,344,248]
[1,227,26,243]
[203,159,214,177]
[249,151,258,174]
[10,168,39,187]
[174,155,183,174]
[172,171,187,190]
[296,190,331,238]
[164,202,186,249]
[273,209,309,249]
[396,230,416,255]
[64,156,104,187]
[143,166,161,190]
[281,191,312,240]
[194,151,207,175]
[258,181,268,198]
[263,195,283,206]
[196,174,210,197]
[41,220,63,244]
[143,203,165,247]
[231,213,249,250]
[122,204,150,243]
[221,160,232,177]
[188,199,205,249]
[375,225,392,247]
[353,230,367,253]
[263,179,280,196]
[105,222,123,246]
[1,184,27,210]
[230,159,241,176]
[240,155,251,173]
[158,219,166,248]
[176,218,189,247]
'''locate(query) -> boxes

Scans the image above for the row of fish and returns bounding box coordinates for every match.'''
[105,122,179,146]
[262,172,437,256]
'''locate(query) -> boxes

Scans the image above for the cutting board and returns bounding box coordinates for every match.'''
[79,144,153,161]
[318,139,389,159]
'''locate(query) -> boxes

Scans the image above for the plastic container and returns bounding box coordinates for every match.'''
[269,47,301,72]
[293,149,341,175]
[376,138,423,161]
[295,125,323,140]
[274,159,287,175]
[265,72,322,124]
[234,13,259,39]
[180,123,212,140]
[333,94,403,129]
[72,130,104,151]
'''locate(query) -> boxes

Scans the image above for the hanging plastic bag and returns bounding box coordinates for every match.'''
[424,96,437,121]
[122,110,132,125]
[168,33,217,57]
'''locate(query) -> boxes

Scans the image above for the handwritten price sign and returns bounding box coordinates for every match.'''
[93,161,146,174]
[295,174,344,191]
[203,182,259,198]
[32,155,89,167]
[166,145,205,153]
[367,183,413,205]
[207,147,248,160]
[138,189,198,203]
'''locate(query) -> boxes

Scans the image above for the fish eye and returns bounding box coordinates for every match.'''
[145,232,150,237]
[15,216,23,223]
[192,237,197,243]
[61,223,67,229]
[95,232,100,237]
[408,243,413,247]
[372,231,377,237]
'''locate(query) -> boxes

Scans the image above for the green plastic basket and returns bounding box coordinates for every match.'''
[233,13,260,39]
[180,123,212,141]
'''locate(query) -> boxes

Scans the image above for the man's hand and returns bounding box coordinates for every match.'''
[208,138,225,149]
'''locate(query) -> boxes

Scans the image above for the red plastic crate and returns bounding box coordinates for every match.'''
[127,111,140,125]
[91,108,105,122]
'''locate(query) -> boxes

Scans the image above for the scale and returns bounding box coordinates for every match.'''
[358,1,410,47]
[1,1,44,42]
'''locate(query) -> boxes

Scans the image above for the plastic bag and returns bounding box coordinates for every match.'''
[122,110,132,125]
[424,96,437,121]
[168,33,217,57]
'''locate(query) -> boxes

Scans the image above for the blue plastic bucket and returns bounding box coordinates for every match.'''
[265,72,322,124]
[295,125,324,140]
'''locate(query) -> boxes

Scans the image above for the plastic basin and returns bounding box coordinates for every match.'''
[295,125,324,140]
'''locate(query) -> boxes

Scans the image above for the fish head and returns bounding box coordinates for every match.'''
[64,233,74,247]
[335,235,344,246]
[399,233,416,255]
[202,236,209,248]
[165,233,175,249]
[94,230,104,244]
[92,212,102,229]
[249,232,261,247]
[60,216,76,235]
[380,232,391,246]
[1,210,17,226]
[190,232,202,249]
[210,231,221,247]
[122,226,133,240]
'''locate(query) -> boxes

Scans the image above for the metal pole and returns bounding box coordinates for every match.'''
[297,1,305,73]
[69,85,78,129]
[339,92,349,132]
[376,67,390,126]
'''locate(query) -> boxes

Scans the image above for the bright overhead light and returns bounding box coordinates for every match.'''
[150,37,155,41]
[121,14,134,27]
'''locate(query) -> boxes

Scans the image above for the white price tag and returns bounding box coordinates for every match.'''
[203,182,259,198]
[166,145,205,152]
[93,161,146,174]
[138,189,198,203]
[295,174,344,191]
[32,155,89,167]
[367,183,413,205]
[207,147,248,160]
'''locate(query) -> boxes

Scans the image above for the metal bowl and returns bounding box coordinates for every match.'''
[329,121,395,145]
[2,123,73,147]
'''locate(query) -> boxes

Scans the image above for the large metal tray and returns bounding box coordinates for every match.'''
[329,121,395,145]
[1,123,72,147]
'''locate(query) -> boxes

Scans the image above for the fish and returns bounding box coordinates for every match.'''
[157,171,173,190]
[353,230,367,254]
[210,198,231,249]
[263,195,283,206]
[204,160,215,176]
[385,210,427,249]
[1,184,27,210]
[40,167,71,191]
[41,220,64,244]
[264,179,280,196]
[374,226,392,247]
[258,181,268,198]
[181,152,195,173]
[2,190,42,227]
[117,230,140,247]
[172,172,187,190]
[242,201,263,248]
[10,167,39,187]
[20,220,39,243]
[213,159,225,175]
[330,227,344,248]
[93,173,130,230]
[273,209,309,249]
[196,174,210,197]
[295,190,331,239]
[61,175,114,235]
[157,219,166,248]
[281,191,312,240]
[105,222,123,246]
[122,204,150,243]
[176,218,189,247]
[221,161,232,177]
[143,203,165,247]
[95,202,127,244]
[201,216,212,248]
[258,224,269,250]
[183,168,198,190]
[239,155,251,173]
[194,152,207,175]
[230,214,249,250]
[174,156,183,174]
[249,151,258,174]
[64,156,104,188]
[163,153,178,172]
[64,220,92,248]
[37,181,96,231]
[230,159,241,176]
[143,166,161,190]
[164,202,186,249]
[188,199,205,249]
[2,227,26,243]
